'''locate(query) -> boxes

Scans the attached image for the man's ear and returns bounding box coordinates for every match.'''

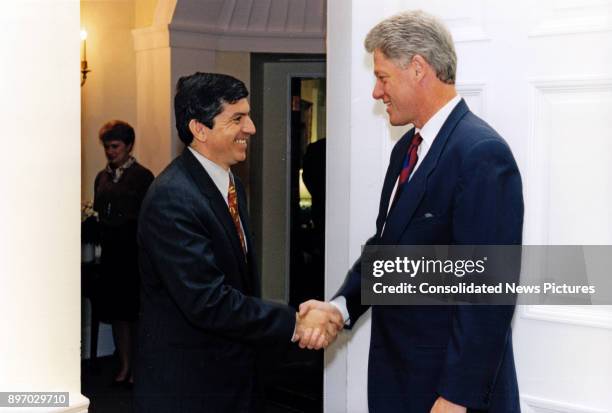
[189,119,207,143]
[412,55,427,80]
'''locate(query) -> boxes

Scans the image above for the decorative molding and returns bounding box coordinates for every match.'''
[520,305,612,330]
[522,394,607,413]
[446,17,490,43]
[432,0,490,43]
[169,21,325,38]
[529,0,612,37]
[168,22,325,53]
[525,77,612,245]
[133,0,325,53]
[132,26,171,52]
[456,82,486,95]
[409,2,490,42]
[456,82,486,117]
[530,77,612,92]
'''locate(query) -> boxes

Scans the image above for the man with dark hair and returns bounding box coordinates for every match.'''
[133,72,342,413]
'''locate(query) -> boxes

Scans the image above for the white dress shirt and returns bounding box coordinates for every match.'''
[188,147,247,252]
[331,95,462,325]
[188,147,293,337]
[386,94,462,215]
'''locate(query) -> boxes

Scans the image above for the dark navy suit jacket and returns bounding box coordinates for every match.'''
[336,99,524,412]
[134,149,295,413]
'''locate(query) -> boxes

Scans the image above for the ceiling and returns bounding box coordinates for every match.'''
[171,0,326,37]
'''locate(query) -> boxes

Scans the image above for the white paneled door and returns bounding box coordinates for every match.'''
[326,1,612,412]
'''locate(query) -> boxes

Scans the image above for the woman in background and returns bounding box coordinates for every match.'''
[94,120,154,385]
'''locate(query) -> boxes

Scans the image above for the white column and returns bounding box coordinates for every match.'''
[325,1,412,412]
[0,1,88,412]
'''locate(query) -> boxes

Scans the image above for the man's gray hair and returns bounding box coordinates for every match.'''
[364,10,457,85]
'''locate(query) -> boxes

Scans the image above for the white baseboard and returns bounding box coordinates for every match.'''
[522,395,606,413]
[520,306,612,330]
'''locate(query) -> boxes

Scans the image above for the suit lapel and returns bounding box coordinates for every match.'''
[180,149,249,281]
[376,129,414,236]
[382,99,470,243]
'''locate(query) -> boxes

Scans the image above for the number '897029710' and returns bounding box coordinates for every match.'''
[1,392,69,407]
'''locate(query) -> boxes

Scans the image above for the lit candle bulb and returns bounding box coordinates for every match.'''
[80,29,88,61]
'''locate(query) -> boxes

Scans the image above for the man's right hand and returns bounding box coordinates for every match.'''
[294,300,344,350]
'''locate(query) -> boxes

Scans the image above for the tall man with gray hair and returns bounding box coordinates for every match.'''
[299,10,523,413]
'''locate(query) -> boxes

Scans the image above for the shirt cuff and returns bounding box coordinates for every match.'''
[291,313,298,342]
[330,296,350,326]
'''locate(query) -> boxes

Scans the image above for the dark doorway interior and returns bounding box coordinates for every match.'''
[249,54,326,413]
[289,77,326,307]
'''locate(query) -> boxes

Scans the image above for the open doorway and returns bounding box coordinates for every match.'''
[289,77,326,307]
[249,54,326,412]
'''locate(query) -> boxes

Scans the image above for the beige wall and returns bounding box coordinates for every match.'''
[81,0,137,201]
[134,0,157,28]
[214,51,251,188]
[215,51,250,92]
[81,2,253,201]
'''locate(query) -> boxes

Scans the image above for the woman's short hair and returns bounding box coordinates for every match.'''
[364,10,457,85]
[98,120,135,147]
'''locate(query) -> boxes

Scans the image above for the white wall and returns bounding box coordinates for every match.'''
[0,1,88,411]
[325,1,612,412]
[325,1,395,411]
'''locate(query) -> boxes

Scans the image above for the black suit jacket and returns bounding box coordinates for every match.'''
[133,149,295,413]
[336,100,524,412]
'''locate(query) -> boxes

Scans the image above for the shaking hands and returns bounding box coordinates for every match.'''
[294,300,344,350]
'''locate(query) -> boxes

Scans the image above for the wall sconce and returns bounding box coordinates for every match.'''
[81,29,91,87]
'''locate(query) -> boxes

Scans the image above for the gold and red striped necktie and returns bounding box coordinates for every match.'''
[228,175,247,256]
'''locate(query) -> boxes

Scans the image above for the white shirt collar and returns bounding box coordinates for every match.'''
[415,94,462,148]
[384,95,463,219]
[188,147,231,205]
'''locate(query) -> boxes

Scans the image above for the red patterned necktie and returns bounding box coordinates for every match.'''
[392,132,423,206]
[228,176,247,256]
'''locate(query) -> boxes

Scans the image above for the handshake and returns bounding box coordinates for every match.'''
[293,300,344,350]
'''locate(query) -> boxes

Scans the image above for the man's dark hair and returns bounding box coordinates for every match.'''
[98,120,135,146]
[174,72,249,145]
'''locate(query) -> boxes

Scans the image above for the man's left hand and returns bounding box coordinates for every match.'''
[430,397,467,413]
